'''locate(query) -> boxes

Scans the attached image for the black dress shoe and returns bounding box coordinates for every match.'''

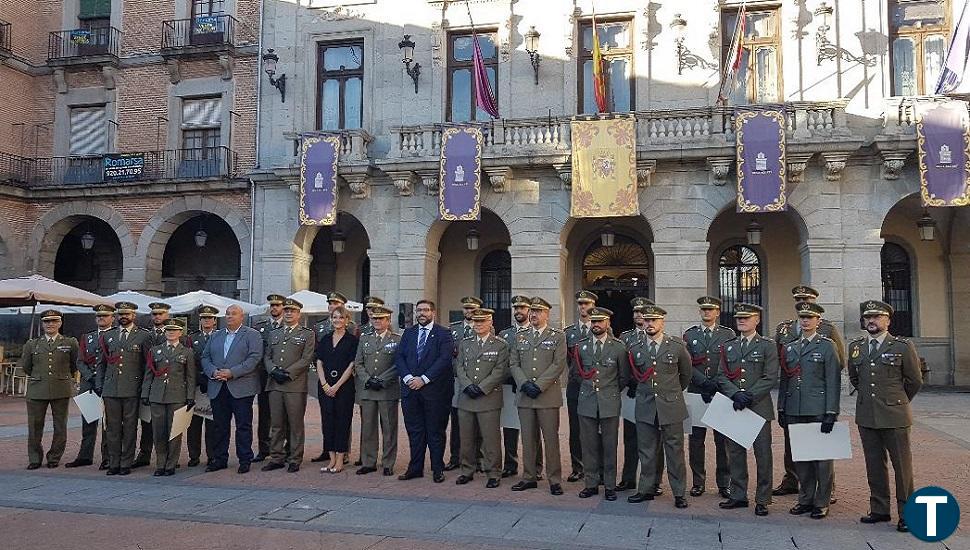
[237,463,251,474]
[98,462,109,471]
[132,457,150,468]
[455,475,472,485]
[578,487,599,498]
[567,471,584,482]
[261,462,285,472]
[789,504,814,515]
[286,463,300,473]
[119,468,131,476]
[860,513,892,524]
[164,469,176,476]
[755,504,769,516]
[604,489,617,501]
[26,463,41,470]
[719,499,749,509]
[653,486,664,496]
[444,461,460,472]
[382,468,394,476]
[896,519,908,532]
[486,478,500,489]
[205,463,227,472]
[46,462,58,468]
[689,486,704,497]
[675,497,689,509]
[398,471,423,481]
[630,491,656,502]
[549,484,563,496]
[356,466,377,475]
[107,468,120,475]
[811,507,829,519]
[772,483,799,496]
[65,459,93,468]
[501,469,516,478]
[511,480,537,491]
[153,469,165,477]
[187,458,200,467]
[251,454,267,463]
[615,481,633,492]
[310,453,328,463]
[719,488,731,499]
[433,472,445,483]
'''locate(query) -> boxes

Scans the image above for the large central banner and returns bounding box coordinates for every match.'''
[300,135,340,226]
[439,126,483,221]
[916,99,970,207]
[736,108,787,212]
[570,117,638,218]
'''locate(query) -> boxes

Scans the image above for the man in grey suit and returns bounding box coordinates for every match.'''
[202,305,264,474]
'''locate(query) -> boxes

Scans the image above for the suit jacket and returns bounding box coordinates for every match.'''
[574,334,631,418]
[393,322,455,400]
[142,342,196,404]
[630,335,691,425]
[683,324,736,392]
[848,334,922,429]
[778,335,841,417]
[354,331,402,401]
[455,334,509,412]
[96,326,152,399]
[509,326,567,409]
[715,334,779,421]
[264,325,316,393]
[20,334,79,400]
[202,325,264,399]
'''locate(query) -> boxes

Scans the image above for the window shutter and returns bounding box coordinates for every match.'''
[69,106,107,155]
[79,0,111,20]
[182,97,222,129]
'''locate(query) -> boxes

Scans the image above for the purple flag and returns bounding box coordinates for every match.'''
[935,0,970,94]
[736,109,787,212]
[917,100,970,206]
[473,34,499,119]
[299,136,340,225]
[439,126,482,221]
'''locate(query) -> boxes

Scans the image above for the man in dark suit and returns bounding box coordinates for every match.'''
[202,304,264,474]
[394,299,455,483]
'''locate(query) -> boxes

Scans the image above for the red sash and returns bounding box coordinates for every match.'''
[720,345,742,381]
[571,345,598,380]
[629,351,655,383]
[99,334,121,366]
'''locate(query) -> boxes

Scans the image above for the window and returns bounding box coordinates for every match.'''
[890,0,949,96]
[720,7,781,104]
[578,19,634,114]
[479,250,511,330]
[447,31,498,122]
[193,0,225,17]
[78,0,110,21]
[718,245,763,332]
[881,242,914,337]
[181,97,222,176]
[317,40,364,130]
[69,106,107,155]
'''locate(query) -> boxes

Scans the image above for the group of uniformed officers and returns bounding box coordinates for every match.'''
[20,284,922,532]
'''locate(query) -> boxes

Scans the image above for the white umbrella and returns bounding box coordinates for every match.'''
[285,290,330,314]
[167,290,261,316]
[0,275,107,336]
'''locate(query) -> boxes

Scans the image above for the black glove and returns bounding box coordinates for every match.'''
[270,368,290,384]
[198,378,208,393]
[185,399,195,410]
[522,381,541,399]
[462,385,478,398]
[471,384,485,398]
[93,386,103,397]
[731,392,750,411]
[820,414,837,434]
[370,377,385,390]
[701,392,713,404]
[363,378,375,390]
[626,381,637,398]
[142,398,150,407]
[777,413,787,428]
[702,379,719,394]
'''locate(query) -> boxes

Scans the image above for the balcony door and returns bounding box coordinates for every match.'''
[191,0,226,46]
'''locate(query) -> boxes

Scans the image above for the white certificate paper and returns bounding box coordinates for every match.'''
[700,392,766,450]
[789,422,852,461]
[501,385,520,429]
[73,390,103,423]
[169,405,194,440]
[684,391,710,430]
[621,394,636,423]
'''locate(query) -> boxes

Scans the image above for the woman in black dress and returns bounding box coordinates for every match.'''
[316,305,358,473]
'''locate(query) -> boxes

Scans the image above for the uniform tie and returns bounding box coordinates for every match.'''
[649,340,658,358]
[580,324,589,339]
[594,339,603,361]
[801,338,810,351]
[869,338,879,358]
[121,329,129,343]
[739,337,748,355]
[637,329,645,344]
[703,328,712,348]
[463,325,472,339]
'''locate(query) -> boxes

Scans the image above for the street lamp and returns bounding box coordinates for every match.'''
[746,218,763,246]
[917,209,937,241]
[466,228,480,251]
[332,228,347,254]
[80,231,95,251]
[600,224,615,247]
[262,48,287,102]
[525,26,541,85]
[399,35,421,94]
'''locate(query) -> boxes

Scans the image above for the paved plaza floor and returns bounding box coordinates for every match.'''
[0,387,966,549]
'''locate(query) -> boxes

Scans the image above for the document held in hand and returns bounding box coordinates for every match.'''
[169,405,195,441]
[700,392,766,450]
[501,385,520,429]
[684,391,710,431]
[73,390,103,423]
[789,422,852,461]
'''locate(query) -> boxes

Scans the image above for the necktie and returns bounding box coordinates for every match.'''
[704,328,712,348]
[801,338,810,351]
[168,344,174,352]
[534,329,541,341]
[417,327,428,358]
[594,340,603,361]
[121,329,128,343]
[479,338,485,350]
[739,338,748,355]
[48,337,54,344]
[463,325,472,339]
[580,325,588,339]
[869,338,879,358]
[638,330,646,343]
[649,340,658,358]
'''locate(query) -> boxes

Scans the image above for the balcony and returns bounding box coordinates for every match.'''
[0,147,237,188]
[48,26,121,67]
[0,20,11,57]
[161,15,238,59]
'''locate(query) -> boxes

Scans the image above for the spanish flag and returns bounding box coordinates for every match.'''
[591,11,608,113]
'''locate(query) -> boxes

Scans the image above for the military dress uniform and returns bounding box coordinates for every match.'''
[97,302,153,473]
[716,304,779,513]
[498,300,543,477]
[186,325,217,466]
[455,309,510,485]
[70,304,115,468]
[563,290,600,481]
[352,305,401,474]
[142,319,196,475]
[849,300,922,531]
[573,308,631,498]
[447,295,483,470]
[683,296,736,497]
[253,293,287,462]
[779,303,841,516]
[509,297,566,493]
[263,299,316,470]
[133,301,174,467]
[19,310,79,468]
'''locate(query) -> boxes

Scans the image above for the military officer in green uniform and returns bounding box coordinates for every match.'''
[773,285,845,497]
[683,296,735,498]
[186,305,219,467]
[573,307,631,501]
[563,290,598,482]
[446,296,483,471]
[510,297,566,496]
[97,301,153,475]
[358,296,385,336]
[133,301,173,468]
[849,300,922,533]
[454,308,510,488]
[253,294,286,463]
[20,309,79,469]
[626,305,691,508]
[261,298,316,473]
[142,318,196,477]
[498,295,541,478]
[352,305,401,476]
[717,303,779,516]
[779,302,841,519]
[66,303,115,469]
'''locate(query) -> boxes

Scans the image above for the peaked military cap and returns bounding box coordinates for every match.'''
[861,300,893,317]
[734,303,763,318]
[327,292,348,304]
[149,302,171,314]
[114,301,138,314]
[796,302,825,317]
[791,285,820,299]
[93,303,116,316]
[511,295,531,307]
[460,296,484,308]
[369,305,393,319]
[364,296,385,309]
[575,290,598,303]
[630,296,655,309]
[588,307,614,321]
[40,309,63,321]
[266,294,286,305]
[163,318,186,331]
[471,307,495,321]
[197,305,219,318]
[283,298,303,310]
[529,297,552,310]
[638,304,667,319]
[697,296,722,309]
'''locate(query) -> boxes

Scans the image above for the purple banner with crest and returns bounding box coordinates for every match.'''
[917,100,970,207]
[300,135,340,225]
[736,109,787,212]
[439,126,482,220]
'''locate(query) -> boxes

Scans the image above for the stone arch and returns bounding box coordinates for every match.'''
[27,202,135,277]
[292,211,371,297]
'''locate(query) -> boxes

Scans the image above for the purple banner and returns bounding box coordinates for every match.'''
[917,100,970,207]
[439,126,482,220]
[736,109,787,213]
[300,136,340,225]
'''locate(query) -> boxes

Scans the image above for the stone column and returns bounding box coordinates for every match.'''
[948,250,970,385]
[651,241,710,337]
[509,242,567,327]
[396,247,439,306]
[801,239,847,331]
[367,251,401,313]
[840,241,884,340]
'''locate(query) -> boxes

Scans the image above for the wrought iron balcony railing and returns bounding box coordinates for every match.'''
[48,26,121,63]
[162,14,238,54]
[0,20,11,54]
